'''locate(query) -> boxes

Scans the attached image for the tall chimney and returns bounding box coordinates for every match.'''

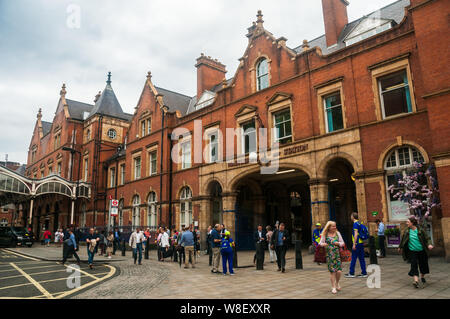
[195,53,226,98]
[322,0,349,47]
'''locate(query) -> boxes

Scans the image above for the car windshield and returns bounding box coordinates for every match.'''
[12,227,27,235]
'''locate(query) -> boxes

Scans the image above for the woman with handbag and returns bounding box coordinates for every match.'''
[319,221,345,294]
[398,216,433,288]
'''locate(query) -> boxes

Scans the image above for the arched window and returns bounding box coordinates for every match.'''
[132,195,140,229]
[256,58,269,91]
[385,146,425,221]
[118,199,124,227]
[180,187,192,229]
[147,192,157,228]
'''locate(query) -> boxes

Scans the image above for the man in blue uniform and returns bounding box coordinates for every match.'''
[345,213,368,278]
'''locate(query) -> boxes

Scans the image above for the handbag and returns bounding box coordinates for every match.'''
[314,246,326,263]
[339,245,352,262]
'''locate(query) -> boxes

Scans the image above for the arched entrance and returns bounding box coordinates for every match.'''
[234,167,311,250]
[327,158,357,246]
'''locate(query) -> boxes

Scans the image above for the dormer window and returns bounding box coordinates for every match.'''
[257,58,269,91]
[345,18,393,47]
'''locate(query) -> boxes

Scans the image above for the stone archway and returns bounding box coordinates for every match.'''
[231,166,310,250]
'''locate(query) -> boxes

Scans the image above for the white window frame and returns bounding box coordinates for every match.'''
[149,151,157,175]
[209,133,219,163]
[378,70,412,119]
[181,141,191,169]
[323,92,344,133]
[147,192,157,228]
[110,167,116,188]
[241,120,257,155]
[180,187,192,229]
[120,164,125,185]
[256,58,269,91]
[132,195,140,230]
[273,109,292,144]
[83,158,89,182]
[134,157,141,180]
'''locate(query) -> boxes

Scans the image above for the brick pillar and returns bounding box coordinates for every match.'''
[222,192,238,240]
[198,197,210,249]
[435,163,450,261]
[309,179,329,229]
[355,177,368,224]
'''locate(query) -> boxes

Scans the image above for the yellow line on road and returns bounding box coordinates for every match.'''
[9,263,53,299]
[62,264,100,280]
[0,268,74,280]
[3,249,39,261]
[56,264,116,299]
[0,264,59,273]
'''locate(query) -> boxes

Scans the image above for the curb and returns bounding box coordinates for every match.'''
[3,248,127,263]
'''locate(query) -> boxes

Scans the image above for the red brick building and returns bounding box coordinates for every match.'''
[20,0,450,259]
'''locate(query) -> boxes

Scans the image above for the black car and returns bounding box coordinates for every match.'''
[0,227,34,247]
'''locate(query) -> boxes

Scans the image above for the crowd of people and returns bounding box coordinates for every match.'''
[32,211,434,294]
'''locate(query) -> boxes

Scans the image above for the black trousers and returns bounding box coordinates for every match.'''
[275,245,287,270]
[408,250,429,277]
[254,242,265,264]
[113,239,120,254]
[378,235,386,257]
[62,245,80,264]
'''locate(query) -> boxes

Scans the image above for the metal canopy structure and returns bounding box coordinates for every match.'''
[0,165,91,224]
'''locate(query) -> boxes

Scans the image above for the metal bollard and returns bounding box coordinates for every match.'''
[295,240,303,269]
[256,242,264,270]
[233,246,238,268]
[369,236,378,264]
[121,240,126,256]
[144,238,150,259]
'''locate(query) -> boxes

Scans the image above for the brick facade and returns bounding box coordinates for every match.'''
[24,0,450,259]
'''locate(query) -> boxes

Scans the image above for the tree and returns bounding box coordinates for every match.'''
[387,161,441,223]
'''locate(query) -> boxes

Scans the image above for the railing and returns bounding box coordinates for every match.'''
[75,225,159,243]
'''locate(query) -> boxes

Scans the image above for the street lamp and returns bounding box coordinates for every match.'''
[62,146,81,226]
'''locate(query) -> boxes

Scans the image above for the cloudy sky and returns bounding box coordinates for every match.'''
[0,0,398,164]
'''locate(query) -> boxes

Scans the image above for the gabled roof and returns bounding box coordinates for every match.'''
[66,99,94,121]
[42,121,52,136]
[88,73,128,121]
[155,86,193,116]
[293,0,410,55]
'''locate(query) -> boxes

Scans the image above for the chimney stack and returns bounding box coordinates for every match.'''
[322,0,349,48]
[195,53,226,98]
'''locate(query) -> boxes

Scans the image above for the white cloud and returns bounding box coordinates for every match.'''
[0,0,400,163]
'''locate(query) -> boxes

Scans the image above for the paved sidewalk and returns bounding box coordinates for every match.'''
[7,246,450,299]
[6,245,126,262]
[69,249,450,299]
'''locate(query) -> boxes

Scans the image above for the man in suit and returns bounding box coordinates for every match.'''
[113,227,121,255]
[271,223,290,273]
[253,225,267,265]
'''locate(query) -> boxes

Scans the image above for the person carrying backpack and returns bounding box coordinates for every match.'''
[220,231,235,275]
[345,212,368,278]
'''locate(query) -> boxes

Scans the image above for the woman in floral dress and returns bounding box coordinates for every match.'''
[319,221,345,294]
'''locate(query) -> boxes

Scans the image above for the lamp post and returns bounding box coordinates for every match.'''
[62,146,81,225]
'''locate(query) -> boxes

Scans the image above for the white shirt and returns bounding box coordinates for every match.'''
[129,231,145,248]
[160,232,170,247]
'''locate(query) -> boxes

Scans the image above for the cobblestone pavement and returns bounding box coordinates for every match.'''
[69,249,450,299]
